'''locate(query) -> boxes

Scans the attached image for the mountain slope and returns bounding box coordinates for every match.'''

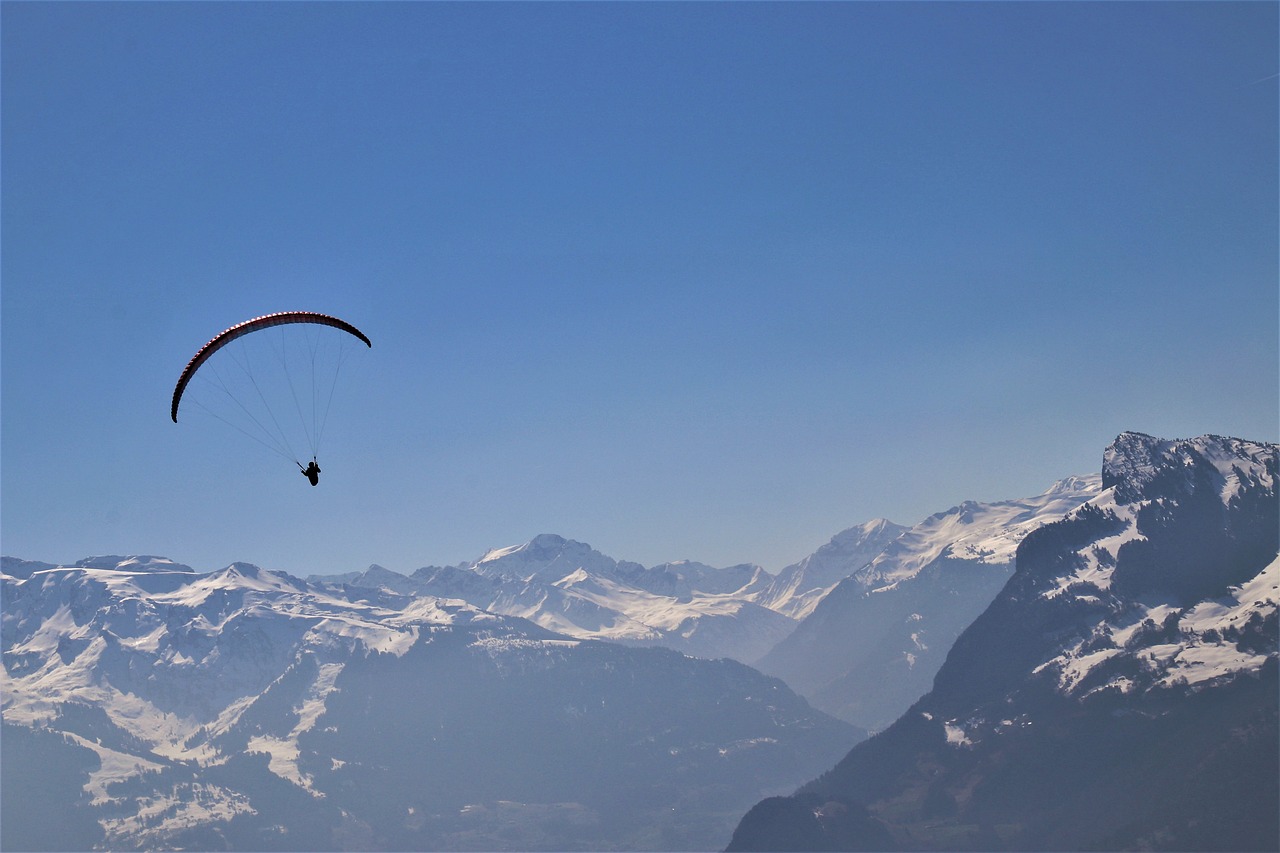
[727,433,1279,851]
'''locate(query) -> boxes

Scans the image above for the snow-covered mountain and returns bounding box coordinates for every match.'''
[728,433,1279,852]
[755,519,910,620]
[755,475,1102,731]
[1,555,857,851]
[1,554,192,579]
[316,533,796,664]
[2,559,469,737]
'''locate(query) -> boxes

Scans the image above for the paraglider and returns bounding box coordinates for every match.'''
[171,311,371,482]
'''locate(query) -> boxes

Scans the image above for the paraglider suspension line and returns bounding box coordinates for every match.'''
[191,394,299,465]
[232,343,303,465]
[272,328,318,462]
[314,342,349,456]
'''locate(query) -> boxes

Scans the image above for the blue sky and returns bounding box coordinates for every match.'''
[3,2,1276,577]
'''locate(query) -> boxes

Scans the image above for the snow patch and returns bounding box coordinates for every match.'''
[943,720,972,747]
[1037,556,1278,696]
[100,783,256,848]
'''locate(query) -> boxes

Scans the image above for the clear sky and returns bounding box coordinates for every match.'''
[3,2,1277,577]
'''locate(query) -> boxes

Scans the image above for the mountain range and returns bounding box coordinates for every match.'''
[308,475,1100,734]
[3,431,1274,851]
[0,554,857,851]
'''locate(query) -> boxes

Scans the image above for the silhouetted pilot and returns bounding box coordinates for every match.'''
[301,460,320,486]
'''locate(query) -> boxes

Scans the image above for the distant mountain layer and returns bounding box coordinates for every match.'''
[727,433,1279,852]
[755,475,1101,731]
[0,557,857,851]
[396,533,796,663]
[1,554,192,579]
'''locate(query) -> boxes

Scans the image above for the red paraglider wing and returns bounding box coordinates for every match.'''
[171,311,371,422]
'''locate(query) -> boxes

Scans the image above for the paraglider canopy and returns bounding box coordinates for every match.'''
[170,311,371,475]
[171,311,371,423]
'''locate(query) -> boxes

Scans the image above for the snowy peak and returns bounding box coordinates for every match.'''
[474,534,631,583]
[940,433,1279,706]
[219,561,265,576]
[198,562,308,596]
[812,519,908,572]
[1,557,57,579]
[621,560,770,599]
[1042,474,1098,496]
[71,555,195,574]
[348,563,421,595]
[758,518,909,619]
[477,532,578,565]
[856,474,1103,590]
[1103,432,1278,505]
